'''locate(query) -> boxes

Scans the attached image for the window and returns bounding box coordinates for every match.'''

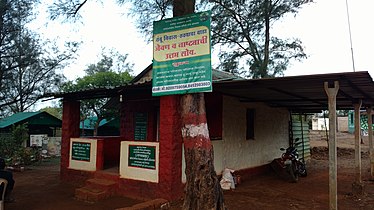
[246,109,255,140]
[205,92,223,140]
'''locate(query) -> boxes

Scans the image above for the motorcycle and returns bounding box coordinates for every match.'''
[274,138,307,182]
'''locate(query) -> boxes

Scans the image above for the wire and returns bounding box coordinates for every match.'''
[345,0,356,72]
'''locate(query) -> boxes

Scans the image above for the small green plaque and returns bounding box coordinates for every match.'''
[72,142,91,161]
[128,145,156,170]
[134,113,148,141]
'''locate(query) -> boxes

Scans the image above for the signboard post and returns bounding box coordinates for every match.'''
[152,11,212,96]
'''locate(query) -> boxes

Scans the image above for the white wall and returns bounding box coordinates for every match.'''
[338,116,348,132]
[312,117,329,130]
[182,96,289,182]
[215,96,289,173]
[312,117,348,132]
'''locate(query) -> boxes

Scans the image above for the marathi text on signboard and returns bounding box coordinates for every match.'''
[128,145,156,170]
[134,112,148,141]
[72,142,91,161]
[152,11,212,96]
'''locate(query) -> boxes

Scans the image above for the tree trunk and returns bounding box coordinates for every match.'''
[172,1,224,209]
[180,94,225,210]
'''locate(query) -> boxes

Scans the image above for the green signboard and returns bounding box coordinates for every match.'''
[128,145,156,170]
[72,142,91,161]
[152,11,212,96]
[134,113,148,140]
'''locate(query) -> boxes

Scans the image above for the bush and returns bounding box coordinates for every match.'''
[0,124,37,166]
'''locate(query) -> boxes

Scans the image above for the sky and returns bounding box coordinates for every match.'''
[32,0,374,108]
[278,0,374,77]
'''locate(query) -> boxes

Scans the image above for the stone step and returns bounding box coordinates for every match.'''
[86,178,117,192]
[75,178,118,202]
[75,186,110,203]
[94,170,120,181]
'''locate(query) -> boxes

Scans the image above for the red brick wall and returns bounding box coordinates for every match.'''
[121,100,158,141]
[61,100,80,180]
[63,95,184,201]
[88,137,122,167]
[96,139,104,170]
[117,95,184,201]
[103,137,122,167]
[157,95,183,200]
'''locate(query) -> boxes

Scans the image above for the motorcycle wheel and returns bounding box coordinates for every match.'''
[286,163,299,183]
[298,162,308,177]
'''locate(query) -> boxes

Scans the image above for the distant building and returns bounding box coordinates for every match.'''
[311,116,348,132]
[0,111,61,138]
[79,117,120,136]
[0,111,62,156]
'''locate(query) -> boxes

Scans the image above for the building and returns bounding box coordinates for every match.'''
[0,111,62,139]
[46,68,374,202]
[0,111,62,156]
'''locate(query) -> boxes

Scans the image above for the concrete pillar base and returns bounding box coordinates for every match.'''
[352,182,365,196]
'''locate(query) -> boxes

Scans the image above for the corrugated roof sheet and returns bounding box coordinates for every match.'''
[0,112,41,128]
[43,65,243,101]
[43,66,374,113]
[80,117,109,130]
[214,71,374,112]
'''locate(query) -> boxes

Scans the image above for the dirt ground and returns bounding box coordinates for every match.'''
[5,133,374,210]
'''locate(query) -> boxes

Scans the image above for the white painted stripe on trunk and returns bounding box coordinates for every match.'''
[181,123,209,139]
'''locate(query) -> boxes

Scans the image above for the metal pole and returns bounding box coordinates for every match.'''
[354,101,362,182]
[324,81,339,210]
[367,106,373,179]
[352,100,363,195]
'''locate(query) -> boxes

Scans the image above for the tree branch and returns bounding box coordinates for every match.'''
[69,0,88,16]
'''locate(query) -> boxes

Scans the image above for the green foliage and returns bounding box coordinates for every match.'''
[121,0,311,78]
[63,71,133,92]
[40,106,63,119]
[62,50,134,135]
[47,0,311,79]
[337,110,349,117]
[0,124,45,165]
[85,48,134,75]
[119,0,174,42]
[0,124,28,162]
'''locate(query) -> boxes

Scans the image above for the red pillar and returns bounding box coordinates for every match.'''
[120,100,126,138]
[158,95,183,200]
[61,99,80,180]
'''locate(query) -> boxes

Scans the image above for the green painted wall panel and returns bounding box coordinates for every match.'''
[292,120,311,160]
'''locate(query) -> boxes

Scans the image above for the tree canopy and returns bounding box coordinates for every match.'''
[124,0,312,78]
[210,0,311,78]
[0,0,79,117]
[40,106,63,119]
[62,50,134,135]
[47,0,312,78]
